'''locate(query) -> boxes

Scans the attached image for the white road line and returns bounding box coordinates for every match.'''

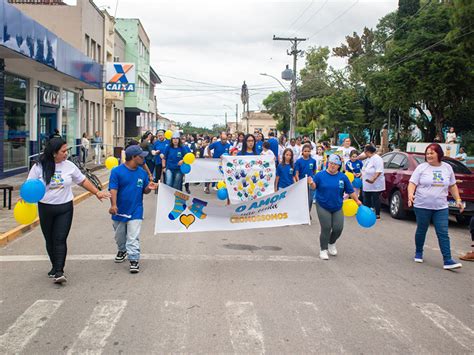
[368,304,413,345]
[0,300,63,354]
[67,300,127,355]
[294,302,346,353]
[0,254,318,263]
[225,301,265,354]
[412,303,474,350]
[156,301,190,351]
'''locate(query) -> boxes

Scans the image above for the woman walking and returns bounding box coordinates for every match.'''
[27,138,109,283]
[408,143,464,270]
[362,145,385,219]
[141,131,155,178]
[81,132,89,165]
[238,134,257,156]
[308,154,362,260]
[162,132,189,191]
[92,130,103,165]
[275,148,296,190]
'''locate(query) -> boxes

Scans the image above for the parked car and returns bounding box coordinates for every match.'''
[380,152,474,223]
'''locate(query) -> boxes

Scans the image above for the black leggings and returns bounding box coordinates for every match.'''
[154,164,163,183]
[364,191,381,216]
[38,201,74,273]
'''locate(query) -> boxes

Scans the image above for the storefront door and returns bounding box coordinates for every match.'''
[38,109,57,151]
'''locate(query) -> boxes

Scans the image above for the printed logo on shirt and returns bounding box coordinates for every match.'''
[309,163,314,169]
[50,172,64,190]
[177,151,182,157]
[339,180,344,189]
[137,178,144,188]
[432,171,444,186]
[289,168,294,174]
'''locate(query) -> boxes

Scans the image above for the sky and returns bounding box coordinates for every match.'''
[94,0,398,128]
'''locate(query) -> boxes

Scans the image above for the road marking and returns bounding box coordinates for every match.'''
[156,301,190,351]
[225,301,265,354]
[0,300,63,354]
[67,300,127,355]
[0,254,318,263]
[294,302,346,353]
[412,303,474,350]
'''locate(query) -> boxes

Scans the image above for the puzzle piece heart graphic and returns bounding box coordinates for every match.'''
[179,214,196,229]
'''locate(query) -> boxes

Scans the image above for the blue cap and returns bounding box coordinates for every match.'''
[328,154,342,166]
[125,145,148,158]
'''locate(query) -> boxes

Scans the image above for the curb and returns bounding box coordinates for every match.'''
[0,181,109,247]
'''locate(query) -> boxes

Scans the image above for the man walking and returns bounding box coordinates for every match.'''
[109,145,157,273]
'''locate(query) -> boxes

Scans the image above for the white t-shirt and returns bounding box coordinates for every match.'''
[262,149,276,161]
[446,132,456,144]
[362,154,385,192]
[27,160,86,204]
[409,162,456,210]
[337,146,355,164]
[456,152,467,165]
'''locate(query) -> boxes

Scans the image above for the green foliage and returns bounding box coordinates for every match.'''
[176,121,215,135]
[262,91,290,133]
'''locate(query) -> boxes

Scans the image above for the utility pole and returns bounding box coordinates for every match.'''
[273,35,306,139]
[235,103,238,132]
[225,112,228,131]
[241,81,249,134]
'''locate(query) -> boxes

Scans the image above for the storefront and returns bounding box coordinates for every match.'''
[38,84,60,152]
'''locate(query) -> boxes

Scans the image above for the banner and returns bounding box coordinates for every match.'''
[221,155,276,205]
[186,159,223,183]
[155,178,310,234]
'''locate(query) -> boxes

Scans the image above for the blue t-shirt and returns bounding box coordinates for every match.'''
[163,146,189,170]
[153,139,169,165]
[209,141,231,158]
[295,157,317,178]
[238,150,256,156]
[268,137,279,158]
[276,163,295,189]
[313,170,354,212]
[255,141,263,155]
[345,160,363,174]
[109,164,149,222]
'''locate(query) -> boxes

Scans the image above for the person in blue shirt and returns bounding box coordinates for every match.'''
[109,145,157,274]
[162,132,190,191]
[308,154,362,261]
[345,150,363,177]
[208,132,231,158]
[275,148,296,190]
[295,144,317,212]
[238,134,257,156]
[267,131,279,160]
[152,130,169,185]
[255,132,264,154]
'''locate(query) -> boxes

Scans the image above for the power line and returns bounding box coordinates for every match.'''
[293,0,329,34]
[287,0,314,32]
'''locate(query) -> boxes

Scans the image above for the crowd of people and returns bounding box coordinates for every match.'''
[26,129,471,283]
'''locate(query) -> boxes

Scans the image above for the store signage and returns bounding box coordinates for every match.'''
[41,89,60,107]
[105,63,136,92]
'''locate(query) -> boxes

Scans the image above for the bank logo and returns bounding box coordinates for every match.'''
[105,63,136,92]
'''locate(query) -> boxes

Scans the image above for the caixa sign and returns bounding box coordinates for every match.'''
[41,89,60,107]
[105,63,136,92]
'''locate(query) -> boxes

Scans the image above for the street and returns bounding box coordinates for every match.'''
[1,187,473,354]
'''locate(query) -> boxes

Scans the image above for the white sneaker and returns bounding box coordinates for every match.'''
[328,243,337,256]
[319,250,329,260]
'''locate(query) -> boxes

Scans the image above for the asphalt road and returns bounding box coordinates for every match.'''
[1,184,473,354]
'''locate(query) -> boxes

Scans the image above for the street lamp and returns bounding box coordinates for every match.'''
[259,73,289,93]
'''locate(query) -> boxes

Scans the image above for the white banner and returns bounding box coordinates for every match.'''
[222,155,276,205]
[186,158,223,183]
[155,178,310,234]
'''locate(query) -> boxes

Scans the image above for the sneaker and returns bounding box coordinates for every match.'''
[460,251,474,261]
[414,252,423,263]
[376,215,381,220]
[130,260,140,273]
[204,186,210,194]
[53,272,67,284]
[443,259,462,270]
[328,243,337,256]
[48,268,56,278]
[319,250,329,260]
[115,251,127,263]
[213,186,218,191]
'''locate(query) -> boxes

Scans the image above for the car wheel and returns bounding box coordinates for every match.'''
[455,215,472,225]
[390,190,406,219]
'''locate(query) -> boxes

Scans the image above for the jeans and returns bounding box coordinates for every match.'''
[364,191,381,216]
[38,201,74,272]
[414,207,452,261]
[165,168,183,191]
[94,144,101,164]
[113,219,142,261]
[316,203,344,251]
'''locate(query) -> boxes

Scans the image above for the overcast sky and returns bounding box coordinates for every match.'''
[94,0,398,128]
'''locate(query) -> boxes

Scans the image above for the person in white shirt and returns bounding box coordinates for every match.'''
[81,132,90,164]
[287,138,301,159]
[445,127,457,144]
[361,144,385,219]
[455,147,467,165]
[27,138,110,283]
[262,141,276,161]
[336,137,355,167]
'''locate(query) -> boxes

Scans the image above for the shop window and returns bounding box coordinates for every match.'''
[91,39,96,61]
[85,34,90,57]
[61,90,78,149]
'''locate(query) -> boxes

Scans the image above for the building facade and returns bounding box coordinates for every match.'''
[241,111,277,137]
[0,0,101,178]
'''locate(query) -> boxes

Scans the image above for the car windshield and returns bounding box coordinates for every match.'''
[413,155,471,174]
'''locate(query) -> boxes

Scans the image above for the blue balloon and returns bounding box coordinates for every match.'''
[352,177,362,189]
[217,187,228,200]
[180,163,191,174]
[20,179,46,203]
[356,205,376,228]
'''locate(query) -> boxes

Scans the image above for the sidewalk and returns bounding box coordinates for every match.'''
[0,162,110,235]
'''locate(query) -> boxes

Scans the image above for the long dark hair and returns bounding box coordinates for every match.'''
[281,148,294,168]
[39,137,66,185]
[241,134,256,154]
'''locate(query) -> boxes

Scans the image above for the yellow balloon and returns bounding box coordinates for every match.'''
[14,201,38,225]
[342,199,359,217]
[345,171,355,182]
[105,156,119,170]
[164,130,173,140]
[217,181,226,189]
[183,153,196,165]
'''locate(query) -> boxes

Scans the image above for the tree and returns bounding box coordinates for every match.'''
[262,91,290,133]
[298,46,333,100]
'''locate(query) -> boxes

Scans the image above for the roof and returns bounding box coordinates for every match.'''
[150,67,162,84]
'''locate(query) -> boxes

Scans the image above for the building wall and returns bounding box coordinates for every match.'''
[242,111,277,137]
